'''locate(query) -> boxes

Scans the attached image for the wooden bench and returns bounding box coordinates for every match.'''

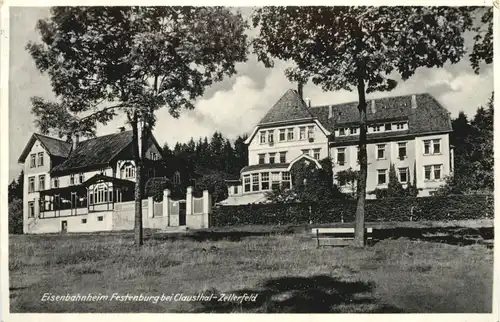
[312,227,373,247]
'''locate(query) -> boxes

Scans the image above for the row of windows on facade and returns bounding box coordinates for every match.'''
[260,126,316,144]
[29,152,44,168]
[242,172,292,193]
[258,149,321,165]
[365,164,443,187]
[335,139,441,165]
[336,122,408,137]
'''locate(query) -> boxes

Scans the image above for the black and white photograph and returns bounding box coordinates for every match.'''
[2,3,497,317]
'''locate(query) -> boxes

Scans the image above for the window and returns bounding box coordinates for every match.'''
[287,128,294,141]
[30,154,36,168]
[398,142,407,159]
[433,139,441,154]
[125,164,135,179]
[377,169,387,185]
[307,126,315,139]
[279,129,286,141]
[424,165,432,180]
[279,152,287,163]
[37,152,44,167]
[282,172,291,189]
[173,171,181,185]
[337,148,345,166]
[150,152,158,160]
[339,128,346,136]
[271,172,280,190]
[92,185,109,204]
[244,175,251,192]
[299,127,306,140]
[81,218,87,224]
[385,123,392,131]
[79,173,85,184]
[52,177,59,188]
[260,131,266,144]
[28,201,35,218]
[268,131,274,143]
[252,173,259,191]
[268,153,275,164]
[39,175,45,191]
[97,216,104,222]
[373,125,382,132]
[258,154,265,164]
[424,140,431,154]
[313,149,321,160]
[396,123,405,130]
[234,186,239,194]
[28,176,35,193]
[399,168,409,183]
[377,144,386,159]
[70,174,75,185]
[433,165,442,180]
[302,149,310,156]
[350,127,358,135]
[261,172,270,190]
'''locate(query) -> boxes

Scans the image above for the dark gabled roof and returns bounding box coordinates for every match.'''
[241,163,290,173]
[258,89,315,125]
[51,131,134,175]
[18,133,72,163]
[309,93,452,142]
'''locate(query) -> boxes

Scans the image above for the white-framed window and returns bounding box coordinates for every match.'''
[337,148,345,166]
[433,139,441,154]
[52,177,59,188]
[282,172,291,189]
[279,129,286,141]
[307,126,315,139]
[377,169,387,185]
[399,167,409,183]
[28,176,35,193]
[350,127,358,135]
[37,152,44,167]
[339,128,346,136]
[30,154,36,168]
[271,172,280,190]
[92,185,109,205]
[125,164,135,179]
[424,165,432,181]
[279,152,287,163]
[396,122,405,130]
[269,153,276,164]
[433,164,442,180]
[261,172,270,190]
[424,140,431,155]
[287,128,294,141]
[268,130,274,143]
[252,173,259,191]
[398,142,407,159]
[79,173,85,184]
[38,175,45,191]
[373,125,382,132]
[244,175,251,192]
[260,131,266,144]
[377,144,386,159]
[313,149,321,160]
[173,171,181,185]
[70,174,75,185]
[150,152,158,160]
[302,149,310,156]
[28,201,35,218]
[258,154,265,164]
[299,127,306,140]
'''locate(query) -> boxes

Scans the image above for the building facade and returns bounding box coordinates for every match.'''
[224,89,454,204]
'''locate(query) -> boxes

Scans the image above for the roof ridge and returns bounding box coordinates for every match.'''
[310,92,431,109]
[78,129,133,143]
[34,133,70,143]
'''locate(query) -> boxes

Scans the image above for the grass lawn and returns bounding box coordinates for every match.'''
[9,221,493,313]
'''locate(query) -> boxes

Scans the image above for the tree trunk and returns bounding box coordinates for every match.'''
[131,114,143,246]
[354,77,368,247]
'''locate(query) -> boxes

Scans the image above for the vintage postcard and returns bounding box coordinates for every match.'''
[1,2,497,321]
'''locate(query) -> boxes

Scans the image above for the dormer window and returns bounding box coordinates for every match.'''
[385,123,392,131]
[396,123,405,130]
[338,128,346,136]
[373,125,382,132]
[350,127,358,135]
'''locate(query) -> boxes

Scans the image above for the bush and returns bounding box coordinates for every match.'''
[195,174,228,203]
[144,177,172,202]
[212,194,493,226]
[9,198,23,234]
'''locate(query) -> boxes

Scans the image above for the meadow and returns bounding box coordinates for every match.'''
[9,220,494,313]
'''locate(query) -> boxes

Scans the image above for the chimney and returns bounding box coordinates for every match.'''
[370,100,376,114]
[328,105,334,119]
[304,98,311,108]
[411,94,417,109]
[72,133,79,151]
[297,81,304,99]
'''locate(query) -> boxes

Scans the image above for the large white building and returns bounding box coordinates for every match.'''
[222,89,454,205]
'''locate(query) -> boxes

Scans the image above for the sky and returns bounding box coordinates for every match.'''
[8,6,494,181]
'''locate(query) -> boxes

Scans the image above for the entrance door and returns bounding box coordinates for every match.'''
[61,220,68,233]
[179,201,186,226]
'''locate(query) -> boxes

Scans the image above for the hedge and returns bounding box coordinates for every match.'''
[212,194,493,227]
